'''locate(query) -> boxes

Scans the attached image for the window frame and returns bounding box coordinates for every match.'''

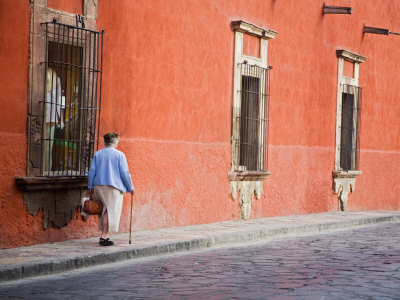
[17,1,100,185]
[15,0,101,229]
[229,21,277,181]
[332,50,367,210]
[334,50,366,175]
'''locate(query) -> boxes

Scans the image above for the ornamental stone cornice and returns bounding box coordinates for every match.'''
[230,180,263,220]
[336,49,367,63]
[231,20,278,40]
[332,170,362,211]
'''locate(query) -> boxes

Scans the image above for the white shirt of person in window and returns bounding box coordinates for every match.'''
[45,67,65,125]
[44,67,65,172]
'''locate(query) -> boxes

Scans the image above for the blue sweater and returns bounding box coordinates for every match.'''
[88,147,134,193]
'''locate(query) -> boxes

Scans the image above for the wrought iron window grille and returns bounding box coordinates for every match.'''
[40,20,104,177]
[339,84,362,171]
[234,63,271,172]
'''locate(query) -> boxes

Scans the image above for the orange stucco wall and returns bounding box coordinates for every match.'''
[0,0,29,248]
[1,0,399,249]
[47,0,83,15]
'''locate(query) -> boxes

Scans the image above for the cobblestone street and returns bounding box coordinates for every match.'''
[1,223,400,299]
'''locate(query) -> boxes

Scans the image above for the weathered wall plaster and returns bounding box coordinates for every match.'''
[1,0,400,249]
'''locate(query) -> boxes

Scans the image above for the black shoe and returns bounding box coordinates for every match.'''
[99,238,114,246]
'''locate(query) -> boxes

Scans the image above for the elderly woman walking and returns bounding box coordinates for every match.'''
[88,132,134,246]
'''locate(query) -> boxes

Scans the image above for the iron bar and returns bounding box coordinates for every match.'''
[41,21,100,34]
[40,22,49,175]
[87,31,97,173]
[67,27,74,176]
[356,87,362,170]
[92,30,100,165]
[78,26,85,175]
[80,26,87,175]
[96,29,104,153]
[59,25,67,175]
[86,31,93,174]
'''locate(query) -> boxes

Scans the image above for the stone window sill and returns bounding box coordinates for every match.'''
[15,176,88,192]
[332,170,362,179]
[228,171,271,181]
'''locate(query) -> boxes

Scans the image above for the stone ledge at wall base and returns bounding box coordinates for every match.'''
[332,170,362,211]
[15,177,89,229]
[228,171,271,220]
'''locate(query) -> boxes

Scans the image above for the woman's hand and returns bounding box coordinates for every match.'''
[130,190,134,196]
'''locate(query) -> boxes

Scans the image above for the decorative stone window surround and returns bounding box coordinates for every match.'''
[333,49,366,210]
[27,0,98,178]
[229,21,277,220]
[15,0,98,229]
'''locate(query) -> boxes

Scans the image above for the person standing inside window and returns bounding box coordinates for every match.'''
[44,67,63,173]
[88,132,134,246]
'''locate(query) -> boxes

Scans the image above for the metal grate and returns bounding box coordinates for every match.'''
[235,63,271,172]
[40,20,104,177]
[340,84,362,171]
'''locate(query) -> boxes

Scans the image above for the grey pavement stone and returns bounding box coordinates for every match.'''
[1,210,400,283]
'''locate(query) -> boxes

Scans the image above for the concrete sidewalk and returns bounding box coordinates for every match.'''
[1,210,400,283]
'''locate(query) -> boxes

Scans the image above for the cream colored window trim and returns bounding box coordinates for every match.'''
[334,50,366,172]
[231,21,278,39]
[333,49,366,210]
[230,21,277,220]
[336,50,367,64]
[27,0,98,177]
[231,21,276,175]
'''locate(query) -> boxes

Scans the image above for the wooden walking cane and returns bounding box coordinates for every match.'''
[129,192,133,244]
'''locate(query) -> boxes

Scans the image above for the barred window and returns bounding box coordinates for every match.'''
[339,85,362,171]
[41,20,103,176]
[333,50,365,210]
[230,21,276,182]
[235,63,271,172]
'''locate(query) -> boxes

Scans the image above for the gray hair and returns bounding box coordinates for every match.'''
[104,132,119,146]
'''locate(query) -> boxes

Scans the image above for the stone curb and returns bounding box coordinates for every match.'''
[1,213,400,282]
